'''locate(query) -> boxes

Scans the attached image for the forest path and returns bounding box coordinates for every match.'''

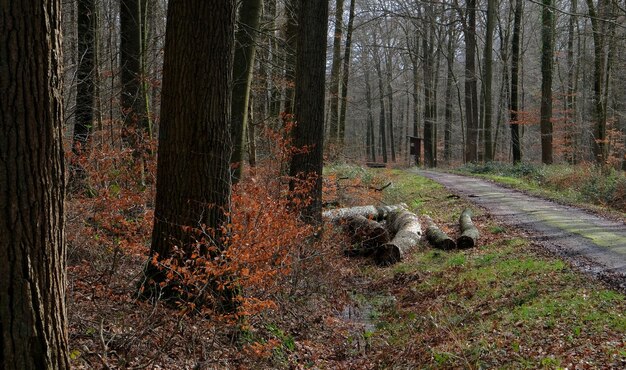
[415,169,626,289]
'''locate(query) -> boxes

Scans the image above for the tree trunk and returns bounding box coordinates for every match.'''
[145,1,234,293]
[510,0,523,163]
[289,0,329,224]
[464,0,479,163]
[283,0,298,115]
[423,215,455,250]
[374,41,388,163]
[385,45,397,162]
[483,0,496,162]
[230,0,262,183]
[365,64,376,162]
[444,24,455,162]
[120,0,150,147]
[338,0,356,147]
[374,209,422,266]
[423,10,436,168]
[564,0,578,164]
[74,0,98,155]
[328,0,344,145]
[540,0,554,164]
[0,0,70,367]
[457,208,480,249]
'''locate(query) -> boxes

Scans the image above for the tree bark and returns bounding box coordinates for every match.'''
[289,0,329,224]
[510,0,523,163]
[145,0,234,291]
[375,209,422,266]
[423,6,436,167]
[230,0,263,183]
[283,0,298,115]
[0,0,70,367]
[457,208,479,249]
[423,215,455,250]
[540,0,554,164]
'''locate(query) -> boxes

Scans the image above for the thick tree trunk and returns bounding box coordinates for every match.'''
[289,0,329,224]
[457,208,480,249]
[338,0,356,147]
[510,0,523,163]
[328,0,344,144]
[483,0,496,162]
[423,215,455,250]
[343,215,390,256]
[145,1,234,290]
[230,0,262,182]
[540,0,554,164]
[0,0,70,367]
[375,209,422,265]
[74,0,98,155]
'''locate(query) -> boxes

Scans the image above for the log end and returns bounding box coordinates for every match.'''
[439,238,457,250]
[374,243,401,266]
[457,235,475,249]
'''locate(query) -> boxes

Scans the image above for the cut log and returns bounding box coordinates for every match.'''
[322,203,407,223]
[365,162,386,168]
[423,215,456,250]
[457,208,479,249]
[374,208,422,265]
[343,215,390,257]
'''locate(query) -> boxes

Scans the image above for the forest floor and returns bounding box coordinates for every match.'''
[67,164,626,369]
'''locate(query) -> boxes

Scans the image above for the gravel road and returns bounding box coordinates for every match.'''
[416,169,626,291]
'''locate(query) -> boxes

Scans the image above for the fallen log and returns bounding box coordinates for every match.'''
[374,208,422,265]
[322,203,407,223]
[457,208,479,249]
[365,162,386,168]
[423,215,456,250]
[343,215,390,257]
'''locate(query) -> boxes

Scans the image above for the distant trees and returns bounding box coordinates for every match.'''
[74,0,98,155]
[0,0,69,368]
[231,0,263,182]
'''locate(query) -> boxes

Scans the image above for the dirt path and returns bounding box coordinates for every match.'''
[416,169,626,290]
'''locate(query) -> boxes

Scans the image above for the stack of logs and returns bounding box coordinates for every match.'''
[323,205,480,266]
